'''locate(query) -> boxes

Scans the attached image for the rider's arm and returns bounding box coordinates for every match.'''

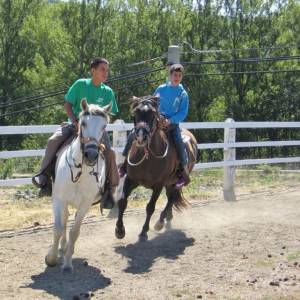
[108,89,119,116]
[64,102,77,124]
[169,91,189,124]
[64,80,80,129]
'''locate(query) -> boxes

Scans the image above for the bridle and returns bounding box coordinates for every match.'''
[127,107,169,167]
[66,122,105,184]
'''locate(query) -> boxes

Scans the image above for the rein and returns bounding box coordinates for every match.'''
[65,138,83,183]
[66,127,104,184]
[127,117,169,166]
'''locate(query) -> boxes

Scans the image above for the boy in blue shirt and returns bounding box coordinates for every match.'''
[119,64,190,188]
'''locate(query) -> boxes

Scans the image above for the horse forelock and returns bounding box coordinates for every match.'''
[79,104,109,121]
[130,95,158,114]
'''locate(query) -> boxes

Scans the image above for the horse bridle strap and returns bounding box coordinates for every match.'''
[130,118,169,163]
[127,142,149,166]
[65,141,83,183]
[66,135,104,184]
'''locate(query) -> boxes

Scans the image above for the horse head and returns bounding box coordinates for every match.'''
[130,95,160,145]
[79,98,111,166]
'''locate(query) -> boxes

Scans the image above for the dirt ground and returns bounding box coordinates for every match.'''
[0,187,300,300]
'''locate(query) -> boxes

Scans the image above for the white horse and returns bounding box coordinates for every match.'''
[45,99,110,272]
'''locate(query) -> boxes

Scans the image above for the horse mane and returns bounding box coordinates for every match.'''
[80,104,110,122]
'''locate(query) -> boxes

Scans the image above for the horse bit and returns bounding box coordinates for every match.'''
[127,119,169,167]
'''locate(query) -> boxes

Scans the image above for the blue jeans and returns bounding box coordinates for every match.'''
[169,124,188,166]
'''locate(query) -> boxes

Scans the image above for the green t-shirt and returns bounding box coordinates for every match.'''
[65,78,119,119]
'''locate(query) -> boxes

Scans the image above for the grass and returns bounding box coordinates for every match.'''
[1,167,300,231]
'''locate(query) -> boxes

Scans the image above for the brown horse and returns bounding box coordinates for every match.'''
[115,95,198,241]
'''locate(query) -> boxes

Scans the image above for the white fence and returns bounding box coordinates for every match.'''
[1,119,300,200]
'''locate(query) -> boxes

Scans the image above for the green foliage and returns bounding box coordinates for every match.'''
[0,0,299,165]
[0,160,13,179]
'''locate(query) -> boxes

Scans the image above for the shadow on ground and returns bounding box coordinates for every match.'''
[115,229,195,274]
[24,258,111,300]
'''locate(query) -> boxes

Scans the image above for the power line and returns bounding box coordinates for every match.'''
[0,89,66,109]
[0,101,64,118]
[126,56,166,67]
[0,83,69,102]
[0,66,166,107]
[182,41,300,55]
[181,55,300,66]
[0,77,166,118]
[116,77,165,92]
[107,65,165,83]
[185,69,300,77]
[2,67,298,118]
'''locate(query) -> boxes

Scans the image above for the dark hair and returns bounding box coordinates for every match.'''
[90,57,109,69]
[169,63,184,74]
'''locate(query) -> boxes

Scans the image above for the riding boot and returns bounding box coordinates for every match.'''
[173,128,190,188]
[101,149,119,209]
[118,158,127,178]
[118,131,135,178]
[32,173,52,197]
[175,164,191,189]
[101,182,116,210]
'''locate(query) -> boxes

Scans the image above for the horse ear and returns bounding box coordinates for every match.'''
[130,96,139,112]
[130,96,139,103]
[151,95,160,107]
[102,102,112,114]
[153,93,160,100]
[81,98,88,112]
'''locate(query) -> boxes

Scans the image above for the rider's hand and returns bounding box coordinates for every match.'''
[71,118,79,132]
[163,119,171,127]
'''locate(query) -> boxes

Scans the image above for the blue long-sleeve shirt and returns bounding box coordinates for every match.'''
[154,82,189,124]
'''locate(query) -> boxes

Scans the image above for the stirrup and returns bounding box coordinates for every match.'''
[32,175,44,189]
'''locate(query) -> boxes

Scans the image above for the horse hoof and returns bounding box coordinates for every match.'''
[138,233,148,242]
[115,226,125,239]
[45,255,57,267]
[62,265,73,274]
[165,221,172,230]
[154,221,164,232]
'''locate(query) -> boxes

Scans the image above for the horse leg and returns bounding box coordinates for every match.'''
[115,176,137,239]
[59,207,69,256]
[139,187,163,241]
[45,200,66,267]
[165,205,173,230]
[62,205,89,273]
[155,186,174,231]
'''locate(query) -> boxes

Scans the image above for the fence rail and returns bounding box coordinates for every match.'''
[1,120,300,200]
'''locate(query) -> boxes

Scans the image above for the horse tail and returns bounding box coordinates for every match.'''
[167,186,190,212]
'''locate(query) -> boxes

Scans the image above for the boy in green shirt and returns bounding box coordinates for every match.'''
[33,58,119,209]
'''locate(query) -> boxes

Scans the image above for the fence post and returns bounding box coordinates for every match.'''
[112,119,127,165]
[223,118,236,201]
[109,119,127,217]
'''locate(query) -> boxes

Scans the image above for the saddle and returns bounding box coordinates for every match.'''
[32,134,77,190]
[164,127,197,167]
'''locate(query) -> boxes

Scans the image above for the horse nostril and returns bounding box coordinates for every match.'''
[84,150,98,161]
